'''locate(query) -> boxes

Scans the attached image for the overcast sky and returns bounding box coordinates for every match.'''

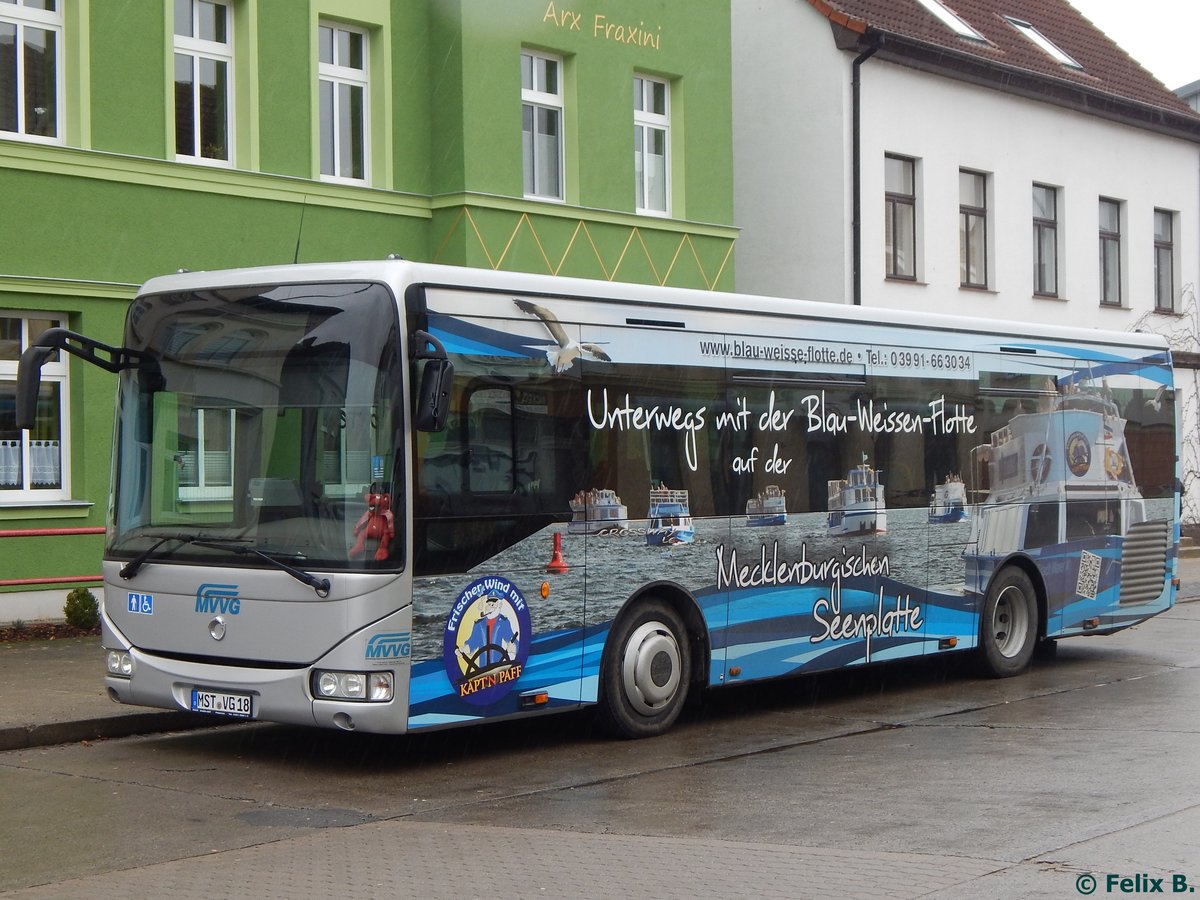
[1068,0,1199,91]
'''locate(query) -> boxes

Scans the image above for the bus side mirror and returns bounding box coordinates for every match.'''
[415,358,454,433]
[412,330,453,433]
[15,345,55,430]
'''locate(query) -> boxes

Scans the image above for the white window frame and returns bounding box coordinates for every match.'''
[0,312,70,501]
[318,21,370,184]
[0,0,64,145]
[959,169,989,289]
[885,154,918,281]
[172,0,234,167]
[1032,183,1060,298]
[1099,197,1124,308]
[634,74,670,217]
[1154,208,1178,313]
[521,50,564,202]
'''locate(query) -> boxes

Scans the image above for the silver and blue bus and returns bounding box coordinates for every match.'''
[17,260,1179,737]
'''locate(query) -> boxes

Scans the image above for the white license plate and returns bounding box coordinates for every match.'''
[190,688,253,718]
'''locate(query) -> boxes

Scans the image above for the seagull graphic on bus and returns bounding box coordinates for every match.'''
[514,298,611,372]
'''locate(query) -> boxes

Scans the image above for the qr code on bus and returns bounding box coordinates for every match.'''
[1076,551,1101,599]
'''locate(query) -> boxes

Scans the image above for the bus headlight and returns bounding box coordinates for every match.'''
[312,670,393,703]
[106,650,133,677]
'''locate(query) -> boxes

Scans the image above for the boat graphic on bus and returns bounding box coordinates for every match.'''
[745,485,787,527]
[928,475,969,523]
[568,488,629,534]
[646,486,694,546]
[964,380,1170,633]
[827,457,887,536]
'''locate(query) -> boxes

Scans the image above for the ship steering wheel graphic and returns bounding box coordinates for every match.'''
[459,643,515,678]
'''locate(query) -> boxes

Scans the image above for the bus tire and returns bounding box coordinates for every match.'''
[977,567,1038,677]
[599,599,691,739]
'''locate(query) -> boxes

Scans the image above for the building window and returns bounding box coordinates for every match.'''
[884,154,916,280]
[319,22,368,182]
[174,0,232,165]
[0,313,68,499]
[1033,184,1058,297]
[960,170,988,288]
[521,51,563,201]
[1003,17,1082,69]
[634,75,669,215]
[1099,198,1122,306]
[1154,209,1176,312]
[0,0,62,142]
[914,0,985,41]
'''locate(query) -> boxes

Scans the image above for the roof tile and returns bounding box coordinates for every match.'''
[808,0,1197,116]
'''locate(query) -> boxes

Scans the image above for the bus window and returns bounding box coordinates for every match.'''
[1025,501,1060,548]
[467,386,515,493]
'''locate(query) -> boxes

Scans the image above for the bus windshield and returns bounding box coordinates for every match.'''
[108,281,402,572]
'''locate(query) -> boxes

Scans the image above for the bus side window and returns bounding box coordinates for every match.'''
[467,386,515,494]
[1025,501,1059,548]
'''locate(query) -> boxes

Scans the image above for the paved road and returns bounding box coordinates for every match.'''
[2,601,1198,898]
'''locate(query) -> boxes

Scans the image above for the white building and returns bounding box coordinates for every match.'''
[733,0,1200,524]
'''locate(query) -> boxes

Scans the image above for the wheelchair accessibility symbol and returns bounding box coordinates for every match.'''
[128,592,154,615]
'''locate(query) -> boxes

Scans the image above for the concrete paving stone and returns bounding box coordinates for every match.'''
[2,820,1008,900]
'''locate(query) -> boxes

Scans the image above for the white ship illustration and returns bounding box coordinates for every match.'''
[646,486,694,546]
[827,456,887,536]
[568,488,630,535]
[928,474,968,523]
[746,485,787,527]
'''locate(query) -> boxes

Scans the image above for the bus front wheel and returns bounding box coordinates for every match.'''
[978,567,1038,677]
[599,599,691,738]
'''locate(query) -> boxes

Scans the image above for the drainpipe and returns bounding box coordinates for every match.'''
[852,33,882,306]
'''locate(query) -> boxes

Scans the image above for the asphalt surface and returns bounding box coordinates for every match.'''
[3,556,1199,752]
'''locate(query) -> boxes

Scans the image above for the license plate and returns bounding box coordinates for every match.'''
[190,688,253,718]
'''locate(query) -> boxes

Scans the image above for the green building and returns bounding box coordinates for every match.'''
[0,0,736,619]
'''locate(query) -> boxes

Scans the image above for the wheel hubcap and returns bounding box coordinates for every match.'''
[993,586,1031,658]
[620,620,681,715]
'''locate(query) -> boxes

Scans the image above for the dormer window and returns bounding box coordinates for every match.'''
[914,0,986,41]
[1003,16,1083,69]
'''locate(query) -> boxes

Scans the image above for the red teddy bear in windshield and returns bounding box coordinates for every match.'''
[350,491,394,561]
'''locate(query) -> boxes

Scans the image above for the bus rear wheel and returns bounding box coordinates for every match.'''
[599,599,691,738]
[978,567,1038,677]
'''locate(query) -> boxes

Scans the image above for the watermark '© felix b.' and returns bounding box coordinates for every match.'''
[1076,873,1195,894]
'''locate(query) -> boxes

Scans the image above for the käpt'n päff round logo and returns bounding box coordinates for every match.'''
[442,576,531,706]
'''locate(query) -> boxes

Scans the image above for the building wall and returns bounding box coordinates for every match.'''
[732,0,851,303]
[0,0,736,618]
[859,60,1200,328]
[730,5,1200,525]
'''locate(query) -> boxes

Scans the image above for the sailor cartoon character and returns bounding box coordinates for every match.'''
[456,591,518,673]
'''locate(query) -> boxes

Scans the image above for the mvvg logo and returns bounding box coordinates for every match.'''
[366,632,411,659]
[195,583,241,615]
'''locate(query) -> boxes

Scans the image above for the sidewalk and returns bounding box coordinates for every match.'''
[4,556,1200,752]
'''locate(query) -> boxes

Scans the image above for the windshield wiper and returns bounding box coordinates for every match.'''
[118,533,208,580]
[192,540,332,597]
[120,533,331,596]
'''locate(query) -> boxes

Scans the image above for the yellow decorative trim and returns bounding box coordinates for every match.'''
[435,206,735,290]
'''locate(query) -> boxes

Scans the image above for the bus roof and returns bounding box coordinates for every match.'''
[137,259,1168,355]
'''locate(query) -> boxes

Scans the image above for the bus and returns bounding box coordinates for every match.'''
[16,260,1178,738]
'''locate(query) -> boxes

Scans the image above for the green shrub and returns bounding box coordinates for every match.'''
[63,587,100,630]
